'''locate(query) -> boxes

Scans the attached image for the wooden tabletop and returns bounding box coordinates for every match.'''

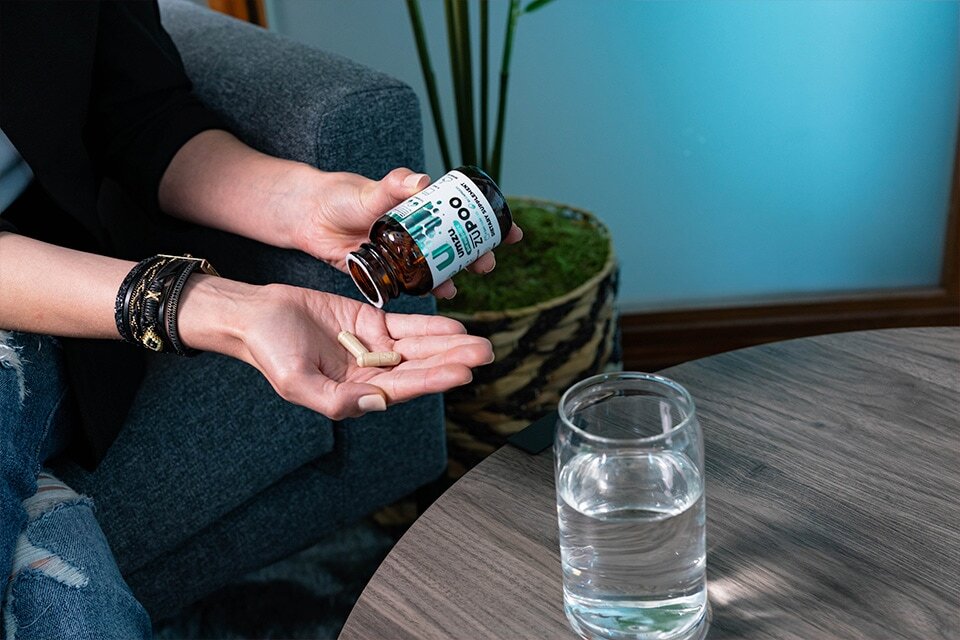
[339,328,960,640]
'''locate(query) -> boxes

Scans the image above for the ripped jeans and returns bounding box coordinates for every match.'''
[0,331,151,639]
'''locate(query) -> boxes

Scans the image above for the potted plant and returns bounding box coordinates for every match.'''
[406,0,620,476]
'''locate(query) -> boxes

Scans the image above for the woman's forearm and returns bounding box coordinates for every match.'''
[157,131,459,280]
[0,231,249,359]
[158,129,311,251]
[0,232,132,338]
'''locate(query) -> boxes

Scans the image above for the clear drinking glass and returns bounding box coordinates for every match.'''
[555,372,709,640]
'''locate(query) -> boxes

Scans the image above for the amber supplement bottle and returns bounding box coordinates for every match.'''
[346,166,512,308]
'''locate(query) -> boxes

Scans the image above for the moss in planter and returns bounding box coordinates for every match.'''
[438,202,610,313]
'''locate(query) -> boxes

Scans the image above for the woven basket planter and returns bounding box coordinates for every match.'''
[442,198,621,477]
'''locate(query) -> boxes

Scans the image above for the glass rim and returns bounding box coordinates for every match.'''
[558,371,698,445]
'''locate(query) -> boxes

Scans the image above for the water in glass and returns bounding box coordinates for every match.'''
[557,385,708,640]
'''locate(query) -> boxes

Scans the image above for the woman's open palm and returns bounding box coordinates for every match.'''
[236,284,493,420]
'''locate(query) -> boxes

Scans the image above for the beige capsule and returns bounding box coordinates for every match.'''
[357,351,402,368]
[337,331,369,358]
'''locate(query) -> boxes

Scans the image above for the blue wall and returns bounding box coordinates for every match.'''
[266,0,959,310]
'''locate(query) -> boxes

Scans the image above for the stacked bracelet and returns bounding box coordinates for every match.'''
[115,254,219,356]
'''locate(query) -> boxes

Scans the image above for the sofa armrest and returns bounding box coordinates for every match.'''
[158,0,424,178]
[150,0,432,313]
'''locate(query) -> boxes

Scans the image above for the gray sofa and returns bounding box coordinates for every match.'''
[55,0,446,620]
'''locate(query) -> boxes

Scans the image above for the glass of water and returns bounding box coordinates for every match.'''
[556,372,709,640]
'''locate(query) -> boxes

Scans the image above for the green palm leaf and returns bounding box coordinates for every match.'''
[524,0,556,14]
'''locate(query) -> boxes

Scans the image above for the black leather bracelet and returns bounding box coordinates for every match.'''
[115,254,219,354]
[138,258,185,352]
[126,256,174,351]
[160,260,201,356]
[115,256,159,343]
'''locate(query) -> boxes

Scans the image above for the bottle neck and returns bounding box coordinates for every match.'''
[346,244,400,309]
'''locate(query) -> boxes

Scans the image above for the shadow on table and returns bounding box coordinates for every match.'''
[704,518,949,639]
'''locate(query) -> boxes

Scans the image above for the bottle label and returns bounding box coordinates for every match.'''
[385,170,502,286]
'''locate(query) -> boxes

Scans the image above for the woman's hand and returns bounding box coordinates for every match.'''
[160,132,521,299]
[292,167,523,299]
[179,276,493,419]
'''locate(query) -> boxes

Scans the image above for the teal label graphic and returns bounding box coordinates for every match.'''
[385,170,501,286]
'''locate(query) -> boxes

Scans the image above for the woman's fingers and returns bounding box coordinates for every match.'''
[380,168,430,202]
[301,347,487,415]
[463,224,519,275]
[434,251,495,292]
[355,168,431,223]
[505,223,523,244]
[274,349,478,419]
[369,363,474,403]
[432,279,457,300]
[392,334,492,363]
[276,367,387,420]
[383,312,467,338]
[467,251,496,275]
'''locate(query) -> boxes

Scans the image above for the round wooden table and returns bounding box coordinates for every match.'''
[340,328,960,640]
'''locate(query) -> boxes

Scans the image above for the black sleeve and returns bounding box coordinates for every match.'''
[0,218,16,233]
[87,0,226,214]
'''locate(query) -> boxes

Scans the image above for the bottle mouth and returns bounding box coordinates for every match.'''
[346,253,385,308]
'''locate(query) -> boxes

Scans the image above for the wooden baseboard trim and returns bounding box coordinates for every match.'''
[621,288,960,371]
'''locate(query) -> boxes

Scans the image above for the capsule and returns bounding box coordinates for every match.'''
[357,351,402,368]
[337,331,368,358]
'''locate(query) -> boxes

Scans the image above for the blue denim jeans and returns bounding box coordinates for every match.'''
[0,331,150,639]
